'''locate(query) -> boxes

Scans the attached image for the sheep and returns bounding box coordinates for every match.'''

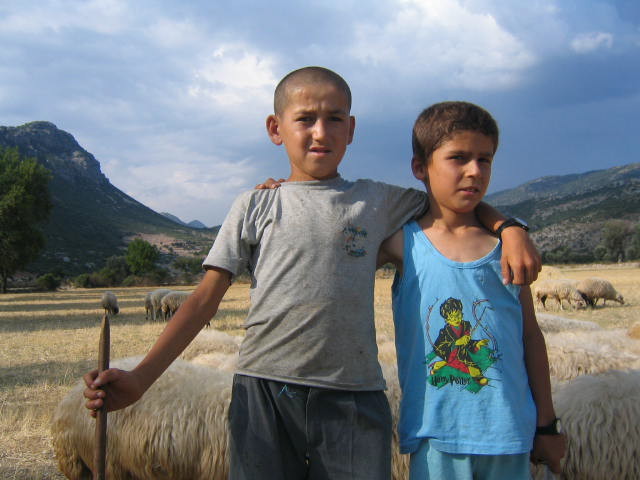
[148,288,171,321]
[160,290,192,321]
[144,292,152,320]
[534,279,587,310]
[536,313,600,334]
[532,370,640,480]
[544,329,640,381]
[181,329,242,361]
[51,329,410,480]
[576,277,625,307]
[100,291,119,316]
[51,356,233,480]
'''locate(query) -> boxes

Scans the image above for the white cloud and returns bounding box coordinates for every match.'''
[571,32,614,54]
[101,136,258,226]
[188,44,278,110]
[0,0,131,35]
[348,0,536,90]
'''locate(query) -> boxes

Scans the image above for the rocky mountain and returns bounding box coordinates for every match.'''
[0,121,217,274]
[485,162,640,260]
[1,121,638,274]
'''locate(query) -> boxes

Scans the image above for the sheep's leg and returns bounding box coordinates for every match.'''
[540,295,547,309]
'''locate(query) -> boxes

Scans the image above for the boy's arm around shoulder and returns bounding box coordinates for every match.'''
[475,202,541,285]
[520,286,567,473]
[83,267,232,416]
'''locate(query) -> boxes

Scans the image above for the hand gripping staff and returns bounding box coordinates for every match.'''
[94,314,110,479]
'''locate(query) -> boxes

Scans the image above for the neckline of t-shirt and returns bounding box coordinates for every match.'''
[408,220,500,268]
[281,175,346,189]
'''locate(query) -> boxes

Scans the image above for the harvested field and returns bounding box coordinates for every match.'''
[1,264,638,478]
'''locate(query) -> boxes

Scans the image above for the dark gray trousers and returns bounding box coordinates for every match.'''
[229,374,392,480]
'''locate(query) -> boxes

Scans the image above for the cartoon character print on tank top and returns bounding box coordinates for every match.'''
[425,296,500,394]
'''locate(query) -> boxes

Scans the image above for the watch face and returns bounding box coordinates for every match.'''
[514,217,529,228]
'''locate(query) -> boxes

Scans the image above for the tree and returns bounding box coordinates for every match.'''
[599,220,631,262]
[0,146,52,293]
[626,224,640,260]
[125,238,159,275]
[100,255,130,285]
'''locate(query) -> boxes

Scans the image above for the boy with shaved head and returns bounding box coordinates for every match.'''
[83,67,540,479]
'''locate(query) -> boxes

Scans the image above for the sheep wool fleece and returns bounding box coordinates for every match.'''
[392,221,536,457]
[204,176,425,390]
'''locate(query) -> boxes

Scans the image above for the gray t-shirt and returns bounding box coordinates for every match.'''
[203,176,426,390]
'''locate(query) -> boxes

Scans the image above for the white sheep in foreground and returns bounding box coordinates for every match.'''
[532,370,640,480]
[576,277,625,307]
[534,279,587,310]
[148,288,171,321]
[536,313,600,334]
[52,356,233,480]
[100,291,119,316]
[544,329,640,381]
[160,290,192,320]
[51,332,409,480]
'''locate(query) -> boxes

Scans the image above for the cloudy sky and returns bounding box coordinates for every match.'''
[2,0,639,226]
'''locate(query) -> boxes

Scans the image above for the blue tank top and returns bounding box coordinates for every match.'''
[391,221,536,455]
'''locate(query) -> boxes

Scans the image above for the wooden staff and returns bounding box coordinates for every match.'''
[94,314,110,480]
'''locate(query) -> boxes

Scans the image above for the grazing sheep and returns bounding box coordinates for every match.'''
[532,370,640,480]
[148,288,171,321]
[100,291,119,316]
[534,279,587,310]
[576,277,625,307]
[160,290,192,320]
[144,292,152,320]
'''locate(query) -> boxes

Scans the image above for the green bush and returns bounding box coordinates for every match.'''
[36,273,61,291]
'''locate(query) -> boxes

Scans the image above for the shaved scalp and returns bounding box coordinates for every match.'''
[274,66,352,115]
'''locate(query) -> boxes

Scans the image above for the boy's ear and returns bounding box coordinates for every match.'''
[411,155,427,181]
[347,115,356,145]
[266,114,283,146]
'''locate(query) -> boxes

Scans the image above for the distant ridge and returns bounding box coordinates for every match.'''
[160,212,208,229]
[0,121,217,274]
[1,121,637,274]
[485,163,640,259]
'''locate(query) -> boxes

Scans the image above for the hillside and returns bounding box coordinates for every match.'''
[485,163,640,259]
[0,121,217,275]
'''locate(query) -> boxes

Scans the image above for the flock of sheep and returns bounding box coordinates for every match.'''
[534,277,624,311]
[100,288,193,322]
[56,279,637,479]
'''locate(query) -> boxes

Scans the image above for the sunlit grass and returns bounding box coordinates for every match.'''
[1,266,638,479]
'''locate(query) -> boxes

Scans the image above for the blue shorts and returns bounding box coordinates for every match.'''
[229,374,392,480]
[410,439,531,480]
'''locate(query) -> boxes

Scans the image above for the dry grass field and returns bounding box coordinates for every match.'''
[1,264,638,479]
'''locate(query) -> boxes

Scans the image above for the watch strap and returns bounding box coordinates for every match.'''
[536,418,561,435]
[495,217,529,238]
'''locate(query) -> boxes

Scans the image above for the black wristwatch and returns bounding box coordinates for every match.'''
[536,418,562,435]
[495,217,529,238]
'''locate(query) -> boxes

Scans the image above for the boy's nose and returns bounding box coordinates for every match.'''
[312,119,328,140]
[466,160,482,176]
